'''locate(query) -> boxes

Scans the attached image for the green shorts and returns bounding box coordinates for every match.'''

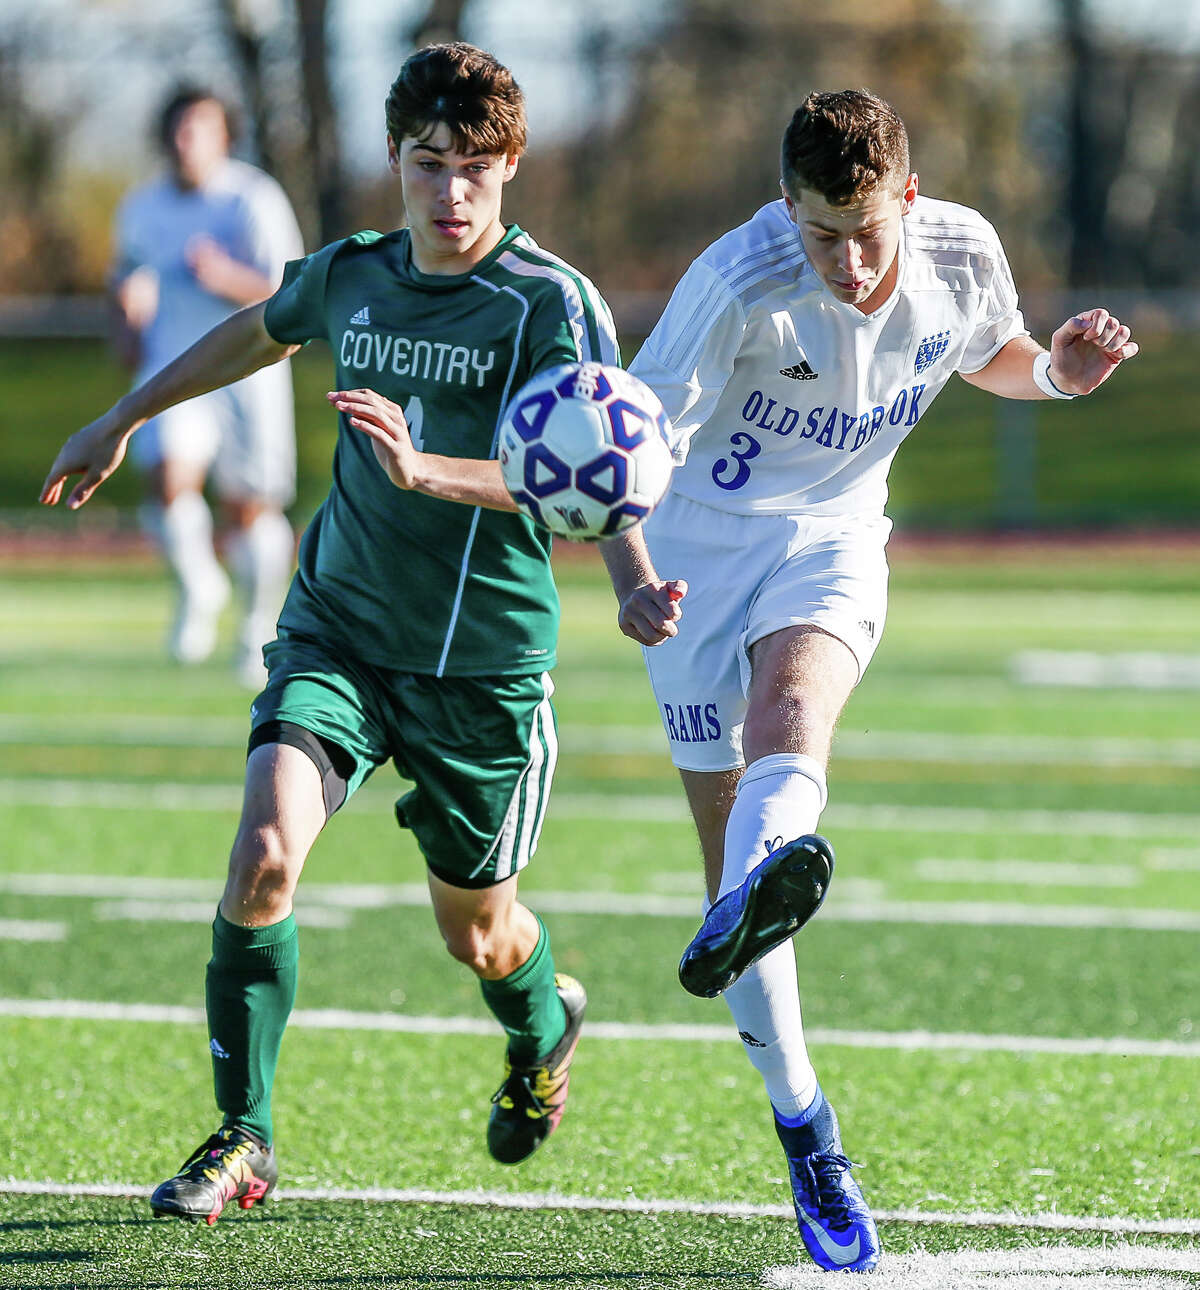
[249,630,558,889]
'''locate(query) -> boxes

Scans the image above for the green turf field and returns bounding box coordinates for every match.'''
[1,548,1198,1289]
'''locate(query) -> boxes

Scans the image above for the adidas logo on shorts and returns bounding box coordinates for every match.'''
[349,306,371,325]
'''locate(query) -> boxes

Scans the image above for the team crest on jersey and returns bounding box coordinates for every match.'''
[914,330,951,374]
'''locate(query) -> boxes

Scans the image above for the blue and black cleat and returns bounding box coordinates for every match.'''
[678,834,834,998]
[775,1091,880,1273]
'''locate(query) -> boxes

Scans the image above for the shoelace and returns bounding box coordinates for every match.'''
[491,1069,549,1116]
[182,1132,249,1182]
[797,1151,857,1230]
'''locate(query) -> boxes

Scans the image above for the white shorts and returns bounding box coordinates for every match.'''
[640,491,892,772]
[130,362,296,505]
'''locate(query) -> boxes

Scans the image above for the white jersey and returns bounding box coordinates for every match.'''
[630,196,1028,518]
[114,158,304,380]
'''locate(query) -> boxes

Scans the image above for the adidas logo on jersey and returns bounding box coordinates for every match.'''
[780,359,818,381]
[349,306,371,325]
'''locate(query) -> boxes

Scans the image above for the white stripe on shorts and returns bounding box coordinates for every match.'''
[522,676,558,862]
[480,674,558,883]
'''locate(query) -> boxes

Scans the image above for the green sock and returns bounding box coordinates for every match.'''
[479,915,566,1065]
[205,910,298,1146]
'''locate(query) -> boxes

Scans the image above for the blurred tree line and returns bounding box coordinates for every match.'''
[1,0,1198,304]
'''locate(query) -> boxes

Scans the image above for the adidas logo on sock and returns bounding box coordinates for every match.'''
[210,1038,231,1060]
[349,306,371,325]
[780,359,818,380]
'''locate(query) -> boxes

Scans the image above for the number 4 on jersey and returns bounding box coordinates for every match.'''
[404,396,424,451]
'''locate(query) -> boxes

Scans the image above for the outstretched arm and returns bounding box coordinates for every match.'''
[40,302,296,509]
[598,526,687,647]
[962,307,1138,400]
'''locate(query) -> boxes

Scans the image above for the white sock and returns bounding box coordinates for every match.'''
[142,493,226,599]
[724,948,818,1118]
[718,751,828,1118]
[225,511,294,653]
[717,752,827,897]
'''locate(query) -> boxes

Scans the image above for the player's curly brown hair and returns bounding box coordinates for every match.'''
[385,43,527,157]
[781,90,910,205]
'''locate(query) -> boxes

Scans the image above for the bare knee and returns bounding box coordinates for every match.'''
[744,688,835,757]
[439,901,536,980]
[221,495,269,532]
[224,823,301,923]
[441,916,506,977]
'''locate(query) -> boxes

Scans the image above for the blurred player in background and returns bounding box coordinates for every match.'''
[111,86,304,687]
[602,89,1138,1273]
[43,42,612,1227]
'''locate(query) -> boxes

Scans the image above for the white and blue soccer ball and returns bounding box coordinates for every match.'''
[498,362,674,540]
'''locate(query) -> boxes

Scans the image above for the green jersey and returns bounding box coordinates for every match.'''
[263,225,619,676]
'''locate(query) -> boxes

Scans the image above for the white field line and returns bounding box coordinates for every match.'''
[765,1245,1200,1289]
[3,776,1200,840]
[1144,848,1200,871]
[0,918,66,942]
[913,859,1140,888]
[1,1177,1197,1240]
[90,900,352,929]
[4,714,1200,769]
[1013,649,1200,690]
[2,998,1198,1059]
[3,872,1199,932]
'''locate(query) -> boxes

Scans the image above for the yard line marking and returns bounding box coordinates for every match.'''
[835,729,1200,770]
[3,777,1200,839]
[1014,648,1200,690]
[913,859,1141,888]
[0,779,246,811]
[3,873,1198,932]
[90,900,352,929]
[2,998,1197,1059]
[0,918,66,942]
[821,901,1200,931]
[765,1245,1200,1288]
[0,714,247,746]
[1144,848,1200,871]
[1,1178,1197,1238]
[819,802,1200,840]
[5,714,1200,768]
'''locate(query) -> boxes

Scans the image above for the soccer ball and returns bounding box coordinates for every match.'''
[498,362,674,539]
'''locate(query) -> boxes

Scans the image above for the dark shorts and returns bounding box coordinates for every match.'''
[248,630,558,888]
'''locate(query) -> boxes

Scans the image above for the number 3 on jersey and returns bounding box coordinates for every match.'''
[712,430,760,491]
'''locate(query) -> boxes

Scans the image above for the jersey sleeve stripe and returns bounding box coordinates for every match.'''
[499,245,620,365]
[722,231,806,291]
[656,266,739,374]
[655,235,805,375]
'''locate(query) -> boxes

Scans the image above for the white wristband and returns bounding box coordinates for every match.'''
[1033,351,1076,399]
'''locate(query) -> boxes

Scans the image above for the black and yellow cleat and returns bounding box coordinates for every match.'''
[487,974,587,1164]
[679,834,835,998]
[150,1126,277,1225]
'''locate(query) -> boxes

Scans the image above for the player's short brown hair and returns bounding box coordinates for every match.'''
[781,90,909,205]
[385,42,527,157]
